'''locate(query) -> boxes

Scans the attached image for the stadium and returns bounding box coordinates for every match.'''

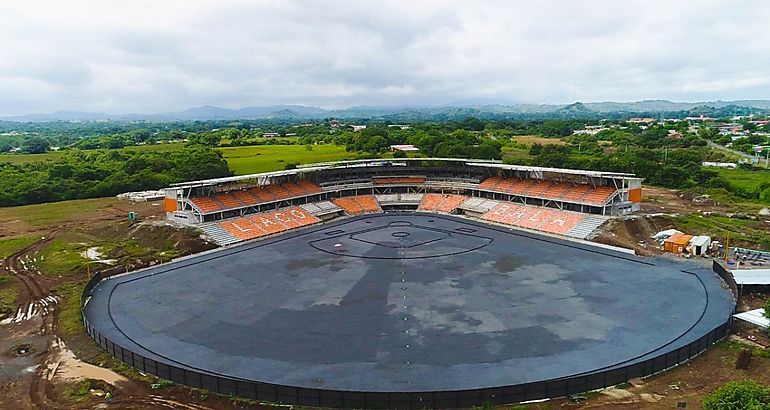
[81,159,736,408]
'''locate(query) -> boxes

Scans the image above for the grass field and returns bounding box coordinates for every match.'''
[0,143,354,176]
[0,142,188,164]
[217,144,355,175]
[0,236,36,258]
[0,198,123,229]
[511,135,566,146]
[713,167,770,192]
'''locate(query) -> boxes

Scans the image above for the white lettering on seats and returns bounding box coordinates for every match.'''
[493,205,510,215]
[259,217,276,226]
[273,212,290,223]
[289,209,307,219]
[232,222,251,232]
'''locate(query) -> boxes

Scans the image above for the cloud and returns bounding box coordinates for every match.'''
[1,0,769,115]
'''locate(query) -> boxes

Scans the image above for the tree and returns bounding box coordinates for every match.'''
[21,137,50,154]
[702,380,770,410]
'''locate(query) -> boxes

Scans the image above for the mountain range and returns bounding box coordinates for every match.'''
[3,100,770,122]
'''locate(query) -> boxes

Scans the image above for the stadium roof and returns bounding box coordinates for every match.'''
[731,268,770,285]
[170,158,638,189]
[467,163,637,178]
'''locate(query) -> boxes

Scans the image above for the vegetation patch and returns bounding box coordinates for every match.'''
[0,236,36,258]
[0,284,18,318]
[36,238,90,277]
[54,280,87,338]
[218,144,355,175]
[671,213,770,250]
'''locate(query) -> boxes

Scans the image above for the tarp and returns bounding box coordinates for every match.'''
[732,269,770,285]
[733,308,769,329]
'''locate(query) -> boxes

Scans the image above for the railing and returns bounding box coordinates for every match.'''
[80,263,733,409]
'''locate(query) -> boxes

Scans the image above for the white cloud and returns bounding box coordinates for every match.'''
[1,0,769,115]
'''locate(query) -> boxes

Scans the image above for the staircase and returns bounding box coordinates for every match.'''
[199,222,240,246]
[565,215,610,240]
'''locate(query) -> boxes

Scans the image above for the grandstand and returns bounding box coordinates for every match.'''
[164,158,641,245]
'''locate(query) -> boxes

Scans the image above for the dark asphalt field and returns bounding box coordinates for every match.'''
[84,213,734,392]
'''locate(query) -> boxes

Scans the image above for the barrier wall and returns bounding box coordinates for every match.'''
[81,265,733,409]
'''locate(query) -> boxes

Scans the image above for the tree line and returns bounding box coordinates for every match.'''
[0,147,231,206]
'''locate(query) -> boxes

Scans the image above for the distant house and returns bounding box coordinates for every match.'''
[628,117,656,124]
[390,144,420,152]
[262,132,280,137]
[352,125,367,132]
[685,115,716,122]
[667,130,683,139]
[702,161,737,168]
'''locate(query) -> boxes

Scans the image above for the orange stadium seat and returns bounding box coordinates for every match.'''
[543,182,572,199]
[479,176,504,190]
[296,180,322,194]
[372,177,426,185]
[481,203,586,236]
[249,186,276,203]
[282,183,307,197]
[481,203,514,223]
[561,184,592,202]
[583,186,617,205]
[189,196,224,213]
[333,197,365,215]
[541,212,586,235]
[248,214,288,235]
[213,192,244,209]
[233,190,259,207]
[220,219,266,241]
[265,184,291,200]
[525,181,553,197]
[418,194,446,211]
[353,195,382,213]
[435,195,467,213]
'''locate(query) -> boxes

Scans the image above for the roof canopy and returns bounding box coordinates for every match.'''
[170,158,639,189]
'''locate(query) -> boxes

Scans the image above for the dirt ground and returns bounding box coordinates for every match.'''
[0,194,769,410]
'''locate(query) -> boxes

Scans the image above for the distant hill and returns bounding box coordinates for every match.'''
[3,99,770,122]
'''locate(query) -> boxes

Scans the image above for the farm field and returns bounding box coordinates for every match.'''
[713,167,770,193]
[217,144,355,174]
[0,143,354,176]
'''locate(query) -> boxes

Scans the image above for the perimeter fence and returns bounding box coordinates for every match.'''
[81,263,734,408]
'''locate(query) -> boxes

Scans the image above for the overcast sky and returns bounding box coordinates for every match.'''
[1,0,769,115]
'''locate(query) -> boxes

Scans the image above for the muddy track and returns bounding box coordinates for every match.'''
[1,231,63,409]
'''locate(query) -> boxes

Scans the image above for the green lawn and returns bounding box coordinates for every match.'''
[217,144,356,175]
[0,236,36,258]
[0,197,124,228]
[0,151,63,163]
[713,167,770,192]
[36,237,89,277]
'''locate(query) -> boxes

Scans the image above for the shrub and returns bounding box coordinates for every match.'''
[702,380,770,410]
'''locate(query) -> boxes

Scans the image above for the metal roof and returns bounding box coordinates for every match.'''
[733,308,769,328]
[466,162,638,179]
[169,157,639,189]
[170,165,331,189]
[731,268,770,285]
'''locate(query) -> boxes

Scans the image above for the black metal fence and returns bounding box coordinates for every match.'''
[81,266,733,408]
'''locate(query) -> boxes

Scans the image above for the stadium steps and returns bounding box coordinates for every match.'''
[198,223,240,246]
[565,215,611,239]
